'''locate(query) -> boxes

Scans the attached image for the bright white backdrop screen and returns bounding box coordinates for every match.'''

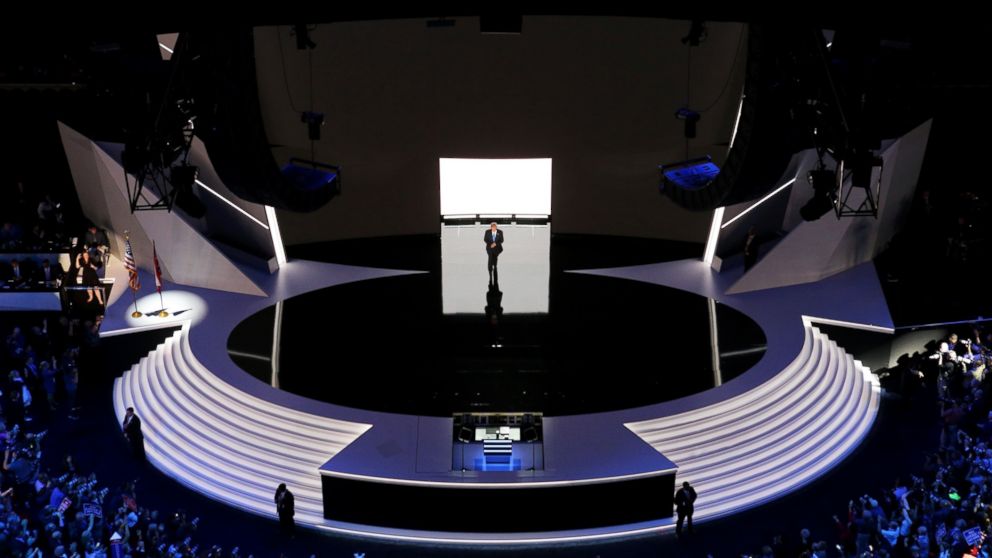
[441,224,550,314]
[439,158,552,216]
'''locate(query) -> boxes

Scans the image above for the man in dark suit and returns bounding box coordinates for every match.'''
[675,481,697,536]
[275,483,295,537]
[484,222,504,281]
[33,259,64,286]
[122,407,145,460]
[6,259,29,286]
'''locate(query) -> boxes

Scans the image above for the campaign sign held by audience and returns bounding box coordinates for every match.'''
[58,497,72,513]
[83,502,103,518]
[964,526,985,547]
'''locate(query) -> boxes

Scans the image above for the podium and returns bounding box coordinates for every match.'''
[483,439,512,464]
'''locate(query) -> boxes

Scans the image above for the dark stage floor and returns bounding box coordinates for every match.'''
[229,235,766,416]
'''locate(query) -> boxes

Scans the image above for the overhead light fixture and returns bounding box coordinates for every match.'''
[170,164,206,218]
[799,167,837,222]
[835,151,883,218]
[300,111,324,141]
[675,107,702,139]
[658,156,720,191]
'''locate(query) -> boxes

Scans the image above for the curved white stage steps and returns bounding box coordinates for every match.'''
[626,324,880,523]
[113,321,878,539]
[113,323,370,525]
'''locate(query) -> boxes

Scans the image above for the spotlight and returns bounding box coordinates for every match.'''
[800,193,834,221]
[835,151,883,218]
[807,168,836,192]
[800,168,837,221]
[300,111,324,141]
[170,165,206,218]
[170,164,197,190]
[846,153,884,189]
[675,107,701,139]
[122,143,149,175]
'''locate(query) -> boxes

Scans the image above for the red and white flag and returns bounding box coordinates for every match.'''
[153,242,163,293]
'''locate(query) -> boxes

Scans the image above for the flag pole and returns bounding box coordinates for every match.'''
[158,291,168,317]
[154,240,169,317]
[125,230,142,318]
[131,286,141,318]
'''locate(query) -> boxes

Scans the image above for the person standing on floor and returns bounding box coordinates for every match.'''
[484,222,504,282]
[675,480,697,536]
[122,407,145,460]
[275,483,296,537]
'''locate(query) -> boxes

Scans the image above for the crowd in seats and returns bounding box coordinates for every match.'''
[1,178,112,319]
[2,316,85,425]
[737,326,992,558]
[0,180,71,253]
[0,166,270,558]
[0,313,258,558]
[0,424,242,558]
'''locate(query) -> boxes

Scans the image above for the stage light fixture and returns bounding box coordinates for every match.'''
[658,156,720,191]
[799,168,837,222]
[300,111,324,141]
[170,164,206,218]
[675,107,702,139]
[835,151,883,217]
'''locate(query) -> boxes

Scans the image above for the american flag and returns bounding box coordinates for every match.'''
[124,238,140,291]
[153,242,163,293]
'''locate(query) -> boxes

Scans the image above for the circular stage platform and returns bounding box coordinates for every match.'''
[106,234,885,543]
[230,237,765,415]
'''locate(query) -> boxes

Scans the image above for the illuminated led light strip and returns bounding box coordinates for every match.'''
[100,322,188,338]
[307,520,672,545]
[319,467,677,488]
[265,205,287,266]
[703,207,725,265]
[159,42,174,54]
[802,315,894,334]
[720,177,797,230]
[728,94,745,150]
[193,179,269,230]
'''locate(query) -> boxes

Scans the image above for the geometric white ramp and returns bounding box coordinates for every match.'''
[114,319,878,541]
[627,323,880,526]
[113,322,370,524]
